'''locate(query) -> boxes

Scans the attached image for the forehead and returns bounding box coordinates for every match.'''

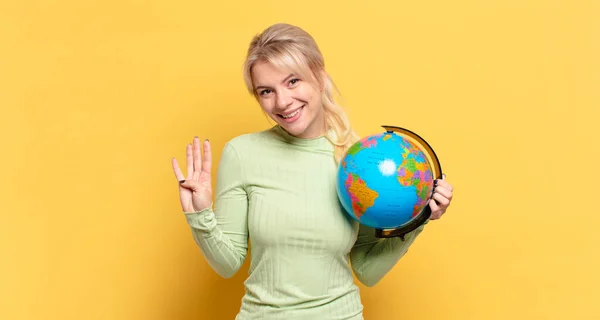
[251,61,295,85]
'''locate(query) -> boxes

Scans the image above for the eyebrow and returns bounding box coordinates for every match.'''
[254,73,296,91]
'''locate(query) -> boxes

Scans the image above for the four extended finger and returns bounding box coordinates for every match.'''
[203,139,212,173]
[193,137,202,180]
[186,143,193,180]
[172,158,185,181]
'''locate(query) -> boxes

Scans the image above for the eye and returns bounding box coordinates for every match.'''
[289,78,300,86]
[259,89,272,96]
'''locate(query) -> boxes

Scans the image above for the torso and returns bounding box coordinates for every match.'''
[230,126,364,319]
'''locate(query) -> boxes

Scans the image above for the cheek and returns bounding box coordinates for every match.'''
[298,87,316,104]
[306,88,322,109]
[258,98,273,113]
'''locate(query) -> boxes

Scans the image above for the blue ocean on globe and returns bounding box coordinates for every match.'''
[336,131,434,229]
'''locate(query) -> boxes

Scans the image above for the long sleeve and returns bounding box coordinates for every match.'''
[349,223,426,287]
[183,142,249,278]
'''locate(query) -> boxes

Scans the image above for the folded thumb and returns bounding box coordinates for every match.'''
[179,180,198,191]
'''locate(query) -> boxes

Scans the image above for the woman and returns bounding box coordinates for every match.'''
[171,23,454,320]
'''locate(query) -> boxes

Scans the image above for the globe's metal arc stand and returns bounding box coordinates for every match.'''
[374,125,444,241]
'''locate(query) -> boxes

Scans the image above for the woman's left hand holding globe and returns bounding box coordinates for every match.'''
[429,174,453,220]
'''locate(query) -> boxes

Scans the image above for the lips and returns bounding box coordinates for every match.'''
[278,105,304,119]
[277,105,304,123]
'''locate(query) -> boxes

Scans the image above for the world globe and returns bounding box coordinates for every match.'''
[336,125,443,238]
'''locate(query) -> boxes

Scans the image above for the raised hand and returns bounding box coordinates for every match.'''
[429,174,454,220]
[172,137,213,213]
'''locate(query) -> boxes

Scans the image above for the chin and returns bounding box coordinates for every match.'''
[280,122,307,136]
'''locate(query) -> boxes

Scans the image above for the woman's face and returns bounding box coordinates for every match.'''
[251,60,326,139]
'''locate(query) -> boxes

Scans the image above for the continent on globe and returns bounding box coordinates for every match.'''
[397,145,434,217]
[336,128,439,231]
[346,135,379,156]
[344,173,378,219]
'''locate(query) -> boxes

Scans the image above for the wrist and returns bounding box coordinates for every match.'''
[184,203,213,215]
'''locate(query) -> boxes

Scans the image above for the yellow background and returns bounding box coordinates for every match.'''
[1,0,598,319]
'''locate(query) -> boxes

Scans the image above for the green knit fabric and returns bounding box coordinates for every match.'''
[184,125,425,319]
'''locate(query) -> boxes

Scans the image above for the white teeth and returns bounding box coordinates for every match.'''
[281,107,301,119]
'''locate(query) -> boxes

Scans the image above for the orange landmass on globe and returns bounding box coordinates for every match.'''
[345,173,378,219]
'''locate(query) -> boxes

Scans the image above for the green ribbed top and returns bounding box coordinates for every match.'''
[184,125,426,319]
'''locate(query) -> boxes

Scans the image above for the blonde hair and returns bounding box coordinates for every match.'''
[242,23,359,164]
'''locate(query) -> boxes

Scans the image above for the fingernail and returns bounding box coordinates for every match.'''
[205,139,209,142]
[194,136,198,139]
[179,180,185,184]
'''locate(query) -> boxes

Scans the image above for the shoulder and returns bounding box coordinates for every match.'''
[217,127,281,174]
[224,126,280,153]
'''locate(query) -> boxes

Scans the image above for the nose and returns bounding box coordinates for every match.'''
[276,89,293,109]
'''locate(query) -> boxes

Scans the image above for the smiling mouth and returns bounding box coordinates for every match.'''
[278,105,304,119]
